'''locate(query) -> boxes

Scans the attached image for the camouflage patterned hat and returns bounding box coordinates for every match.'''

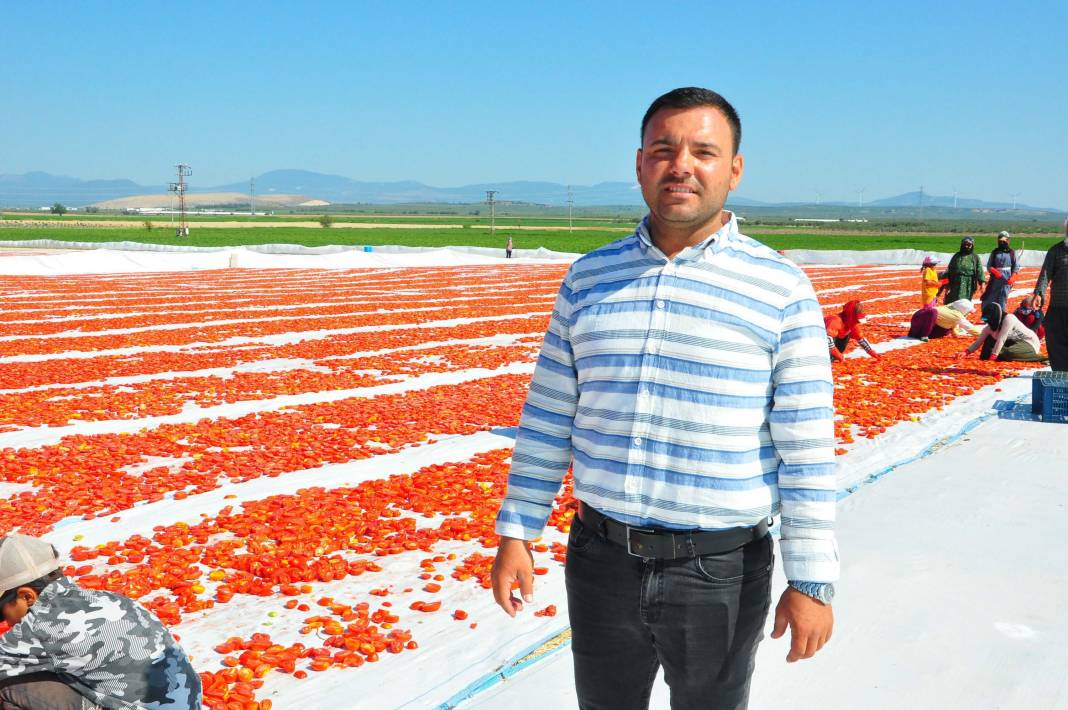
[0,534,61,592]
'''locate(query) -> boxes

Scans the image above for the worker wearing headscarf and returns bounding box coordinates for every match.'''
[927,299,982,339]
[981,231,1019,312]
[825,300,880,361]
[944,237,986,303]
[1013,294,1045,340]
[956,301,1045,362]
[920,255,940,307]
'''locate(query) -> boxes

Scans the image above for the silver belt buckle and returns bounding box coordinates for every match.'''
[625,525,656,557]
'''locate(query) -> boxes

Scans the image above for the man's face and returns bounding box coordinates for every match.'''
[1,589,32,625]
[636,106,743,232]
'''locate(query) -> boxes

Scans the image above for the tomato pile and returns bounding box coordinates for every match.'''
[0,262,1045,707]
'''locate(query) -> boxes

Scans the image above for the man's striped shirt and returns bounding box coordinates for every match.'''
[495,213,839,584]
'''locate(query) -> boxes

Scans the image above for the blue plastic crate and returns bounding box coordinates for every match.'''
[1043,381,1068,423]
[1025,371,1068,420]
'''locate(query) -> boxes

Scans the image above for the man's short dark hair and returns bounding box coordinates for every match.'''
[640,87,742,155]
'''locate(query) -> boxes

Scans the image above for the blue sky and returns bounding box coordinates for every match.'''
[3,1,1066,208]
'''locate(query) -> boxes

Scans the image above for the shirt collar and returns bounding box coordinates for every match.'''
[636,211,738,261]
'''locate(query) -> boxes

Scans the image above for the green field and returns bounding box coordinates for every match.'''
[0,212,634,228]
[1,224,1061,255]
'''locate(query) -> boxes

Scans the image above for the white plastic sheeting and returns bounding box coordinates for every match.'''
[0,239,1055,275]
[0,240,578,275]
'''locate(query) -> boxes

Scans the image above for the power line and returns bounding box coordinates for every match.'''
[485,190,498,236]
[567,185,574,232]
[168,164,192,237]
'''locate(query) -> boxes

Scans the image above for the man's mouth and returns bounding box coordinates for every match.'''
[664,185,697,195]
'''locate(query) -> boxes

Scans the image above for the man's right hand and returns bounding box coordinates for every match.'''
[491,536,535,617]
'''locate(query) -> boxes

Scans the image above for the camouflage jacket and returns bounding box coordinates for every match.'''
[0,577,201,709]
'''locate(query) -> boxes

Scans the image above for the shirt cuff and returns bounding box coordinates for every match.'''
[779,536,840,583]
[495,498,551,542]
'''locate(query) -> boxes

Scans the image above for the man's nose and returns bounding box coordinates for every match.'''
[668,149,693,176]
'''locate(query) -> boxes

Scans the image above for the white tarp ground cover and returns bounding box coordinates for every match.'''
[0,246,1060,709]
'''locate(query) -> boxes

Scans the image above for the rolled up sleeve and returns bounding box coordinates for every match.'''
[769,274,840,583]
[495,274,579,541]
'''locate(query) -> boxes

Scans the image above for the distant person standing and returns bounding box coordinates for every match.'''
[506,235,514,259]
[981,231,1019,312]
[943,237,985,303]
[1034,218,1068,371]
[920,255,940,307]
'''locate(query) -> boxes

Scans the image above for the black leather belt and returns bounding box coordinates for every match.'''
[577,502,769,560]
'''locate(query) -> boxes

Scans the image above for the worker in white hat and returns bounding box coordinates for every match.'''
[0,534,202,709]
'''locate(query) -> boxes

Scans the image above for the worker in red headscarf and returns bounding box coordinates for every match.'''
[825,300,881,362]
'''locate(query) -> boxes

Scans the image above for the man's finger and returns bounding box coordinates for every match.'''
[770,606,788,639]
[491,563,517,617]
[518,567,534,604]
[787,627,809,663]
[492,576,516,617]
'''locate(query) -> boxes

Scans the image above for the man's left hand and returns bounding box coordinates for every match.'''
[770,587,834,662]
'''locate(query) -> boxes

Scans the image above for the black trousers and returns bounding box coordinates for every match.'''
[0,673,96,710]
[1047,308,1068,372]
[565,514,773,710]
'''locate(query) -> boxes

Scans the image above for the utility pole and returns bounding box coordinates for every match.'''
[168,164,192,237]
[250,177,255,216]
[486,190,498,237]
[567,185,574,232]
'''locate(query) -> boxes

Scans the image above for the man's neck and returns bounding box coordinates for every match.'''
[647,211,729,259]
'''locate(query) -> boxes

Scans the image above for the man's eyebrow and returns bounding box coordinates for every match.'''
[647,137,722,150]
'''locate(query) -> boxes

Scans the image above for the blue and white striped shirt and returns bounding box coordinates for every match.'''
[496,214,839,584]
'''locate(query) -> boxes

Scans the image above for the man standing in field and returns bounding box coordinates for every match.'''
[1034,218,1068,371]
[491,87,838,709]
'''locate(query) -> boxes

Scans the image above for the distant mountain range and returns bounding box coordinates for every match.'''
[0,170,1062,212]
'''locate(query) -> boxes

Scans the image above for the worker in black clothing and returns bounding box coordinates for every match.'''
[1034,218,1068,371]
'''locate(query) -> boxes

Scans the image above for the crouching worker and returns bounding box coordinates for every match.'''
[0,534,201,709]
[914,299,982,340]
[1013,294,1046,340]
[826,299,881,361]
[955,302,1047,363]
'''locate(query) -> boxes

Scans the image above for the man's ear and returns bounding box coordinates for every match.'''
[729,153,744,191]
[17,588,38,605]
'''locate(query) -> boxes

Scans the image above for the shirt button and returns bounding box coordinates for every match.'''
[638,388,650,398]
[656,300,666,309]
[625,479,639,492]
[633,437,642,447]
